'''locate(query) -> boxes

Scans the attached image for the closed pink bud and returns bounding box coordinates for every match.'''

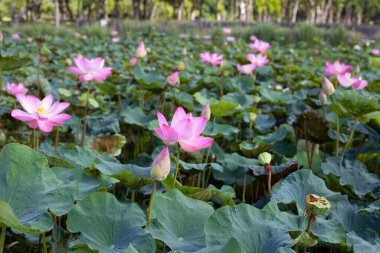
[322,77,335,96]
[130,57,138,66]
[319,90,327,103]
[136,41,147,58]
[167,71,179,86]
[201,103,211,120]
[150,147,171,181]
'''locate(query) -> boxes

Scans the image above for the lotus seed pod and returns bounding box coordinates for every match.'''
[150,147,171,181]
[306,194,330,215]
[258,152,272,165]
[249,112,257,121]
[322,77,335,96]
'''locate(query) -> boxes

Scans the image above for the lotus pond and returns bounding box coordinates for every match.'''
[0,28,380,253]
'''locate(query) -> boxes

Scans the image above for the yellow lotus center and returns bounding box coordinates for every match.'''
[37,106,47,117]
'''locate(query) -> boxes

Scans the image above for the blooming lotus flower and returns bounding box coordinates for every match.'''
[352,77,368,90]
[67,55,112,83]
[150,147,171,181]
[222,27,231,34]
[112,37,120,43]
[371,49,380,56]
[11,34,20,40]
[237,63,256,75]
[249,40,270,54]
[26,37,33,43]
[11,94,71,133]
[199,52,223,67]
[136,41,147,58]
[337,73,357,87]
[130,57,138,66]
[324,61,351,76]
[353,45,361,50]
[201,103,211,120]
[154,106,213,153]
[111,30,119,36]
[246,53,269,67]
[167,71,179,86]
[250,35,257,41]
[322,77,335,96]
[226,36,235,42]
[6,83,28,96]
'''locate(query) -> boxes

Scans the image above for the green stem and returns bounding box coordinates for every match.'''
[171,147,180,190]
[80,84,91,147]
[341,120,358,159]
[147,181,157,224]
[36,131,40,151]
[32,128,36,149]
[42,232,47,253]
[54,128,59,153]
[0,225,6,253]
[242,174,247,203]
[335,114,340,157]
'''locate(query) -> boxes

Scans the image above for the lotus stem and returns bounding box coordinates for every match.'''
[265,163,272,196]
[341,120,358,159]
[80,84,91,147]
[42,232,48,253]
[335,114,340,156]
[36,131,40,151]
[54,128,59,153]
[32,128,36,149]
[242,174,247,203]
[202,147,211,188]
[147,181,157,224]
[0,225,6,253]
[171,147,180,190]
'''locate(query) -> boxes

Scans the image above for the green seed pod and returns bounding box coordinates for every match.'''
[258,152,272,165]
[306,194,330,215]
[249,112,257,121]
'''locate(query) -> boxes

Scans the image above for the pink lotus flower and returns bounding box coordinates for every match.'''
[6,83,28,96]
[26,37,33,43]
[371,49,380,56]
[130,57,138,66]
[199,52,224,67]
[11,34,20,40]
[226,36,235,42]
[150,147,171,181]
[223,27,232,34]
[136,41,147,58]
[11,94,71,133]
[154,106,213,153]
[324,61,351,76]
[167,71,179,86]
[246,53,269,67]
[352,77,368,90]
[249,40,270,54]
[67,55,112,83]
[250,36,257,41]
[112,37,120,43]
[111,30,119,36]
[237,64,256,75]
[337,73,357,87]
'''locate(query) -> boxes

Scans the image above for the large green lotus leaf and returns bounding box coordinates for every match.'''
[146,189,214,252]
[358,200,380,214]
[331,90,380,118]
[0,201,36,233]
[175,92,195,111]
[321,157,380,199]
[0,56,32,71]
[209,99,242,118]
[179,160,223,172]
[203,122,239,138]
[204,204,294,253]
[254,127,287,144]
[0,143,75,232]
[255,114,276,133]
[42,144,152,189]
[67,192,155,253]
[132,67,166,89]
[121,107,155,127]
[346,231,380,253]
[86,114,120,135]
[176,238,242,253]
[330,196,380,236]
[162,175,235,206]
[221,93,256,109]
[272,170,341,214]
[259,86,294,104]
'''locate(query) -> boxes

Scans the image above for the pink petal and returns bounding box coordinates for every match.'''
[179,136,214,153]
[41,94,54,109]
[49,114,72,125]
[154,125,179,146]
[171,107,187,126]
[38,120,54,133]
[16,94,34,114]
[11,109,35,121]
[28,120,38,129]
[172,119,193,140]
[67,67,83,75]
[46,102,70,117]
[157,111,168,128]
[191,117,207,136]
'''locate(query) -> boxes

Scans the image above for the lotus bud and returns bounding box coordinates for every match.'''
[182,48,187,55]
[201,103,211,120]
[249,112,257,121]
[258,152,272,165]
[167,71,179,86]
[130,57,138,66]
[322,77,334,96]
[319,90,327,103]
[178,61,186,70]
[306,194,330,215]
[150,147,171,181]
[136,41,147,58]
